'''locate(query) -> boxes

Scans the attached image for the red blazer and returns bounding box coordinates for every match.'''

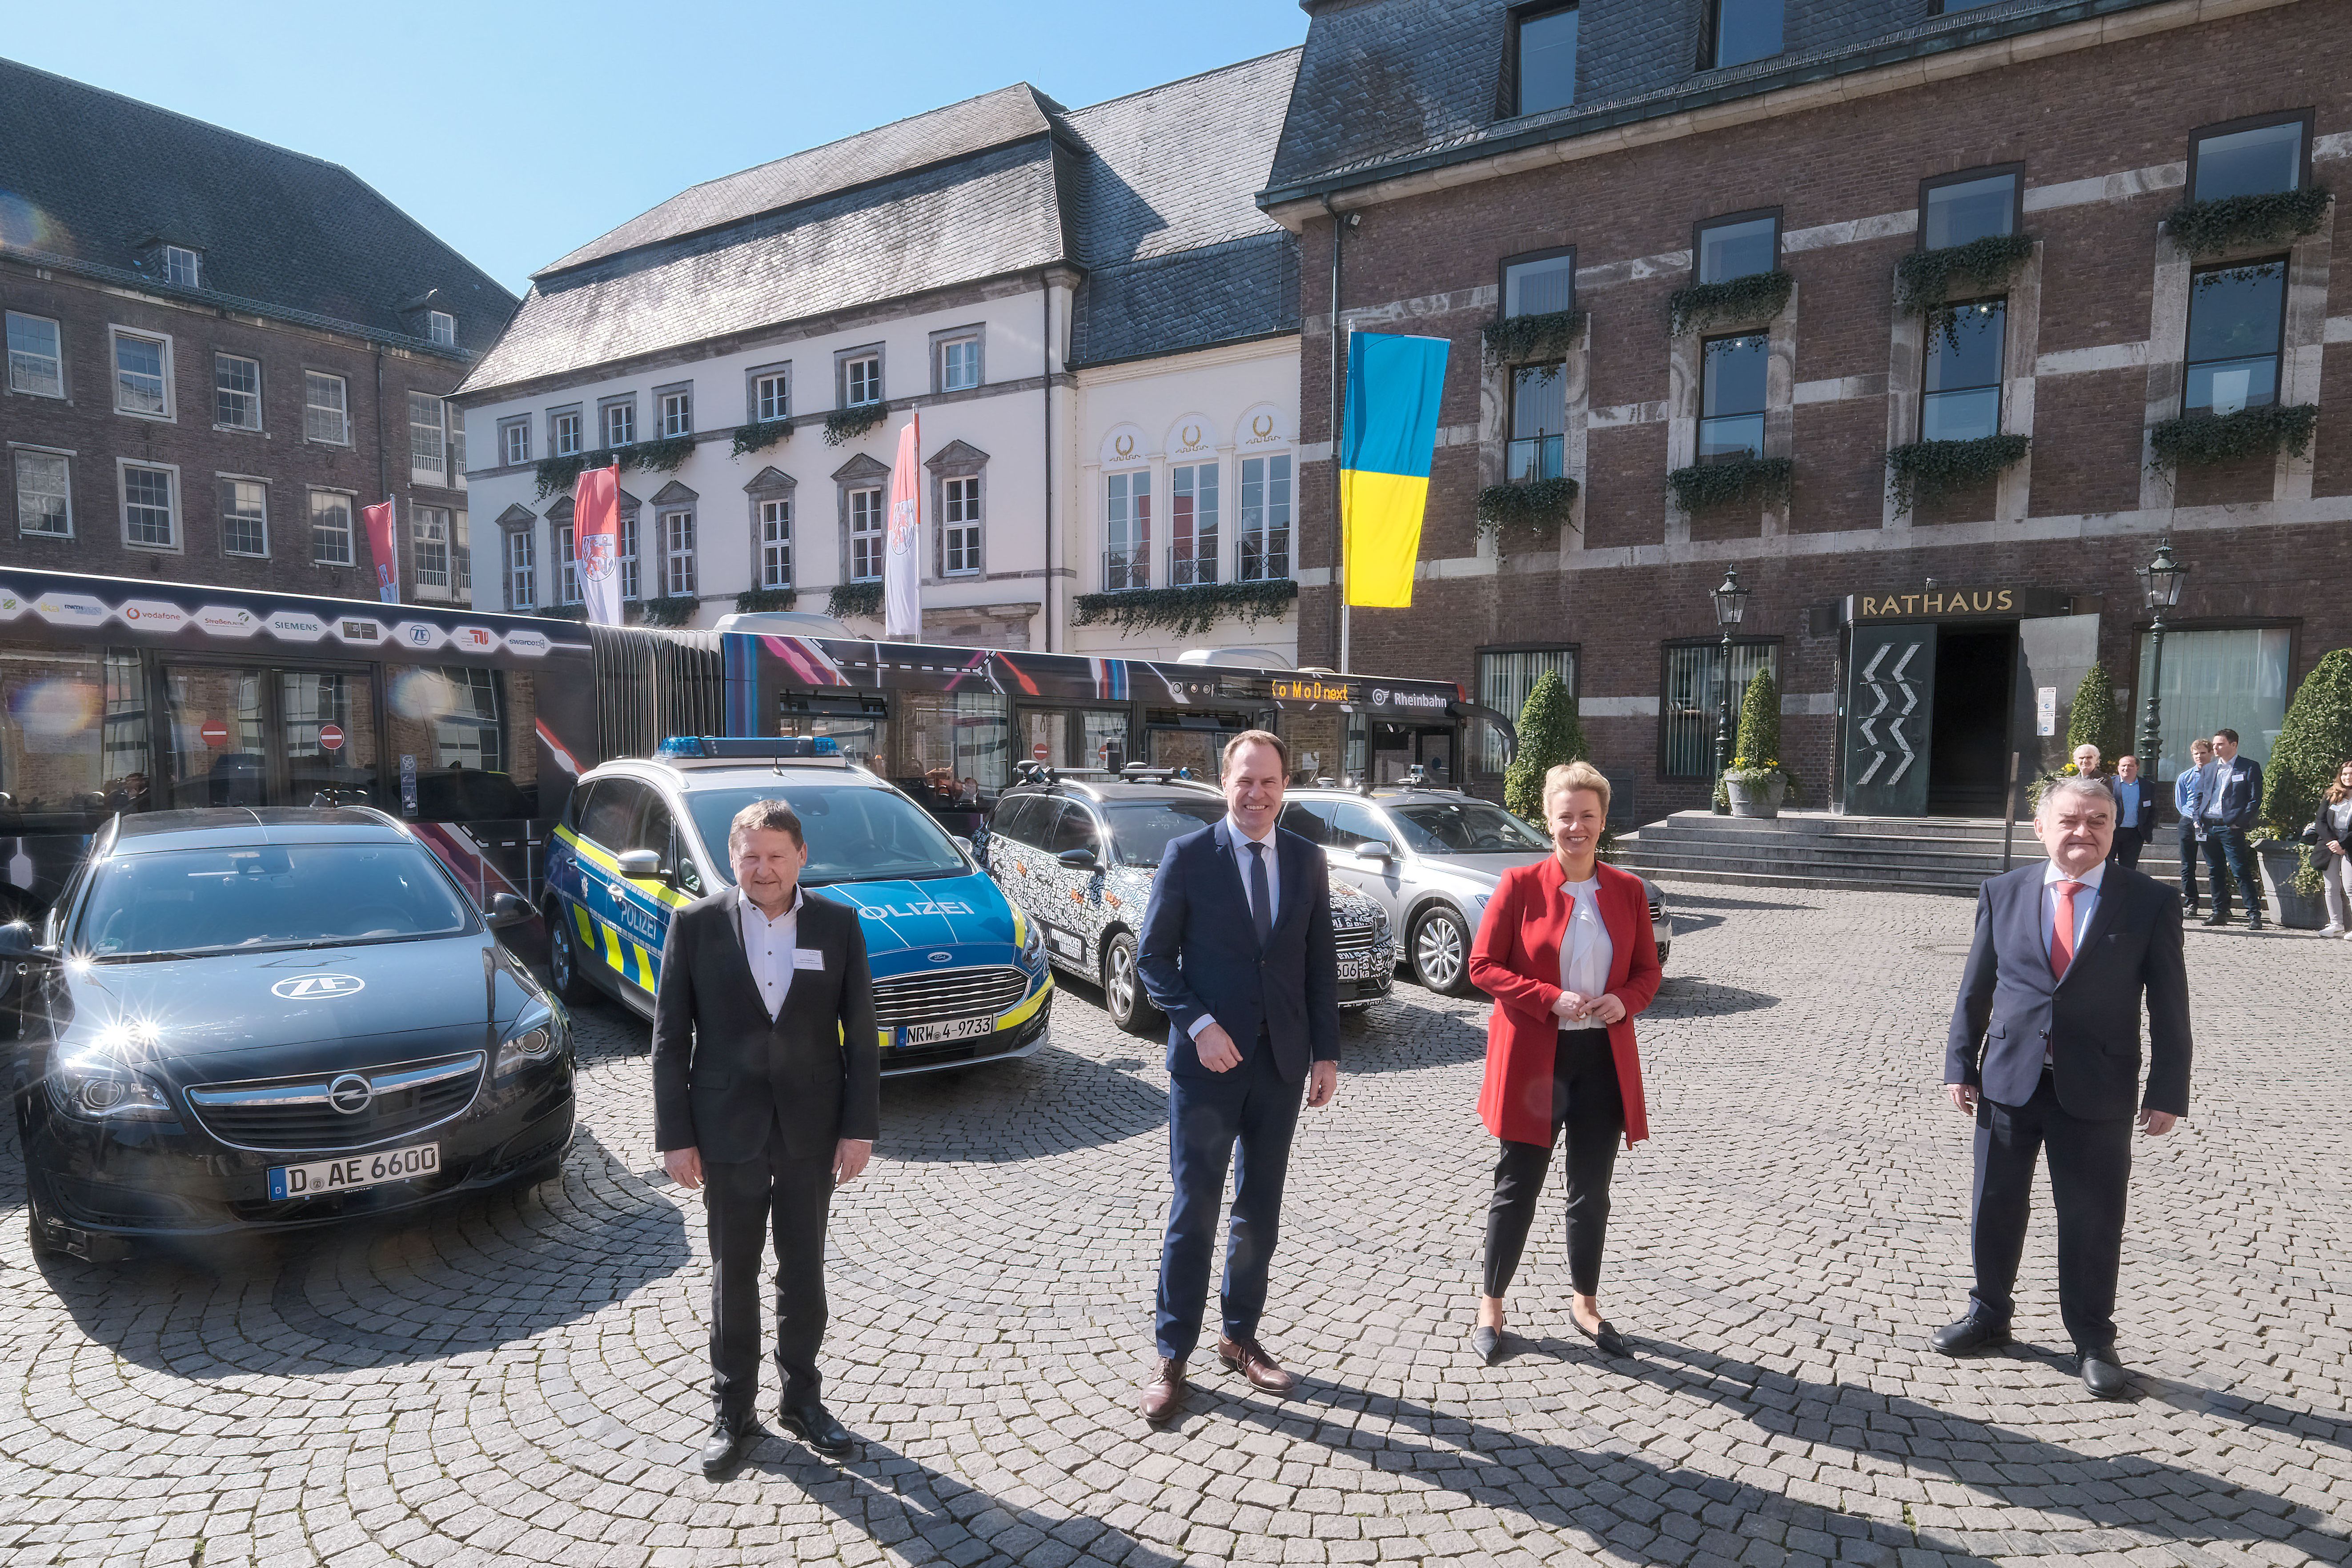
[1468,858,1662,1147]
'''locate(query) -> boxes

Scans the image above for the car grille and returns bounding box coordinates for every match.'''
[185,1053,484,1153]
[1334,926,1382,953]
[875,966,1030,1028]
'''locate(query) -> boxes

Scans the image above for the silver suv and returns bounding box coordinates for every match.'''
[1278,787,1671,995]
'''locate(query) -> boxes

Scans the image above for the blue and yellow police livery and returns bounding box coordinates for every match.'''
[541,738,1051,1075]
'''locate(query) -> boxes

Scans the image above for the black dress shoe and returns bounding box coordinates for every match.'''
[1931,1314,2011,1354]
[698,1417,757,1477]
[1571,1314,1629,1358]
[1470,1325,1503,1365]
[2247,916,2266,931]
[778,1400,854,1456]
[2080,1346,2129,1399]
[2201,914,2228,926]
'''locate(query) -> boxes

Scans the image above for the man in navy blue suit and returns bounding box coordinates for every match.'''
[1939,774,2192,1399]
[1135,729,1339,1425]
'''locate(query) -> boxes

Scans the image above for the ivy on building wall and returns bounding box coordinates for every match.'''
[1883,433,2031,516]
[1666,270,1793,337]
[824,405,889,446]
[734,587,799,613]
[1893,233,2036,348]
[632,436,696,474]
[1666,456,1793,512]
[1481,309,1586,369]
[531,438,695,499]
[638,595,699,627]
[731,421,791,458]
[827,581,883,620]
[2163,186,2330,256]
[1070,579,1298,638]
[1475,477,1579,542]
[2147,403,2318,470]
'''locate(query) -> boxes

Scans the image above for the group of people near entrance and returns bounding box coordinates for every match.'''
[646,730,2195,1477]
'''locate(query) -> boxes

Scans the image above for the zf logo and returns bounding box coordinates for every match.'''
[271,974,367,999]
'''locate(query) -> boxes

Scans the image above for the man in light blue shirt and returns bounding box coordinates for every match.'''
[2173,737,2212,915]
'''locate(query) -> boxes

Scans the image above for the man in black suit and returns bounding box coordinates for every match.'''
[2107,754,2156,870]
[2198,727,2266,929]
[1135,729,1339,1425]
[653,800,880,1475]
[1939,774,2192,1398]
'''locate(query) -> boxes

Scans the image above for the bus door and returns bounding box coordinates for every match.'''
[1017,706,1131,773]
[1146,710,1264,781]
[157,660,379,810]
[1369,720,1456,786]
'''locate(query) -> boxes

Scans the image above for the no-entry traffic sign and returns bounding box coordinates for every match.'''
[1032,742,1050,761]
[200,719,230,748]
[318,723,345,751]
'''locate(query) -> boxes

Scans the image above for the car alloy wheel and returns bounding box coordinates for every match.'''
[1411,905,1473,995]
[1103,931,1159,1036]
[547,903,591,1005]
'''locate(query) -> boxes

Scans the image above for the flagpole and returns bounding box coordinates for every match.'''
[1326,199,1348,675]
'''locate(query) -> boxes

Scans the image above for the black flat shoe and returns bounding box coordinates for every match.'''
[778,1400,854,1456]
[2080,1346,2129,1400]
[1470,1325,1503,1365]
[1931,1314,2012,1355]
[698,1417,757,1477]
[1571,1315,1629,1358]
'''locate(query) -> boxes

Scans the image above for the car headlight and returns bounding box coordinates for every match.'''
[50,1049,174,1120]
[1018,913,1044,969]
[496,1007,562,1075]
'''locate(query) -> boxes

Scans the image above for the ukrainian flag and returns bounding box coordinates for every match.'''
[1340,331,1450,608]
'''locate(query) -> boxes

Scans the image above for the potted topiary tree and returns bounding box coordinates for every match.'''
[2031,662,2122,808]
[1723,666,1797,818]
[1503,668,1587,822]
[2254,648,2352,929]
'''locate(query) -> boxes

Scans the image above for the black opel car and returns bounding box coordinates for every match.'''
[4,808,574,1261]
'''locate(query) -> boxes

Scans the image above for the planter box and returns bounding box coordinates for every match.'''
[2256,845,2326,930]
[1726,774,1788,820]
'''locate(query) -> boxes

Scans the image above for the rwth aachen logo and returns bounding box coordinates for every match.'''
[272,974,366,1000]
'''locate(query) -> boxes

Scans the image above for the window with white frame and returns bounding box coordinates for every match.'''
[754,369,790,423]
[305,371,350,444]
[617,514,640,600]
[555,521,580,605]
[942,476,980,574]
[309,490,355,565]
[113,329,170,417]
[603,399,635,447]
[220,479,268,557]
[662,509,696,596]
[504,526,534,610]
[844,354,881,407]
[848,488,883,581]
[1170,463,1217,585]
[1105,470,1150,590]
[409,391,447,480]
[7,312,63,397]
[121,463,177,548]
[163,245,201,288]
[14,451,70,537]
[501,418,530,466]
[760,498,792,588]
[552,408,582,456]
[413,505,453,595]
[215,353,261,429]
[1237,454,1290,582]
[427,309,456,348]
[1477,647,1576,772]
[659,387,692,439]
[939,336,980,393]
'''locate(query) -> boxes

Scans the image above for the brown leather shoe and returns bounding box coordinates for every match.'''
[1139,1357,1186,1425]
[1217,1335,1300,1395]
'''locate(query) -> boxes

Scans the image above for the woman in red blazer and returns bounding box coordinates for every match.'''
[1466,761,1662,1363]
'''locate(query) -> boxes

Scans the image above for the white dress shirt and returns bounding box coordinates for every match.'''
[739,887,804,1021]
[1185,816,1282,1042]
[2199,760,2227,822]
[1557,871,1613,1021]
[2039,859,2105,962]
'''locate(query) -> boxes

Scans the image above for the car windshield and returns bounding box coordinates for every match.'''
[1105,800,1226,866]
[1387,800,1550,854]
[686,786,968,885]
[79,842,474,960]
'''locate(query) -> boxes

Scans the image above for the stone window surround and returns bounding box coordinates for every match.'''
[744,360,791,425]
[835,343,886,408]
[1881,242,2043,528]
[1663,277,1794,544]
[650,479,699,599]
[1917,162,2025,245]
[498,414,532,466]
[925,438,989,580]
[929,325,984,395]
[302,366,352,446]
[1497,244,1576,318]
[1656,634,1782,778]
[547,402,584,457]
[743,465,796,589]
[500,520,534,611]
[547,487,644,595]
[11,443,76,539]
[109,323,176,423]
[212,351,264,433]
[2185,108,2314,204]
[306,485,358,568]
[215,471,270,559]
[116,455,183,553]
[834,452,890,583]
[1690,205,1782,284]
[598,392,638,448]
[412,503,457,601]
[653,379,694,439]
[6,309,68,400]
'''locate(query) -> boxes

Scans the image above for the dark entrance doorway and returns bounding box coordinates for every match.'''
[1926,626,2015,817]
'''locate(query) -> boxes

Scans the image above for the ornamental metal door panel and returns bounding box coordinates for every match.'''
[1844,623,1936,817]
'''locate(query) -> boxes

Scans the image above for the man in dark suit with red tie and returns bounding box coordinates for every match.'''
[1939,774,2192,1398]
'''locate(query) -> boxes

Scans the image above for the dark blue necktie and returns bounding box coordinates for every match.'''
[1248,841,1273,948]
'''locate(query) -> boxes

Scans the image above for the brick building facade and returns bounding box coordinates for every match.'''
[1,60,514,603]
[1264,0,2347,818]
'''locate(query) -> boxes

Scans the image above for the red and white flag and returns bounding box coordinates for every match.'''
[361,497,399,604]
[573,462,624,626]
[884,413,922,639]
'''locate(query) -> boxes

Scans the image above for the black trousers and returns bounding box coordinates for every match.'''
[1969,1071,2134,1353]
[1483,1028,1623,1298]
[703,1123,835,1421]
[2177,822,2203,910]
[2109,828,2144,870]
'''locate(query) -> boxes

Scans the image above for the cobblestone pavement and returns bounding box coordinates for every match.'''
[3,885,2348,1568]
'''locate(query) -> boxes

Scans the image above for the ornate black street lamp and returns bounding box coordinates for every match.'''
[1711,567,1750,814]
[2135,536,2187,771]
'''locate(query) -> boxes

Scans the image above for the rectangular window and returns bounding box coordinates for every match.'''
[1169,463,1217,585]
[1508,366,1566,481]
[448,411,466,481]
[754,371,790,423]
[1237,454,1291,582]
[760,497,792,588]
[1662,641,1778,777]
[214,353,261,429]
[658,387,692,439]
[618,515,640,601]
[555,521,580,605]
[662,509,696,597]
[220,479,268,557]
[1104,470,1151,590]
[413,505,452,595]
[113,330,170,417]
[7,312,64,397]
[1695,213,1777,284]
[1501,249,1573,319]
[552,408,582,457]
[121,463,177,548]
[939,336,981,392]
[603,399,635,448]
[848,488,884,581]
[14,451,70,537]
[409,391,447,478]
[1512,4,1578,116]
[2135,626,2291,778]
[501,418,530,465]
[1477,647,1577,773]
[2184,259,2286,415]
[504,526,534,610]
[163,245,201,288]
[454,541,470,595]
[2191,116,2306,203]
[305,371,350,444]
[427,309,456,348]
[1922,299,2007,442]
[1706,0,1782,68]
[1921,169,2019,250]
[942,476,981,575]
[1698,333,1769,462]
[309,490,354,565]
[844,354,881,407]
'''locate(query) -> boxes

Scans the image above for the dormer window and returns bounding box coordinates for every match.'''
[163,246,201,288]
[1510,4,1579,117]
[427,309,456,348]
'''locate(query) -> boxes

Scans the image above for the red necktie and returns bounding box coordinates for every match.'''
[2050,880,2085,980]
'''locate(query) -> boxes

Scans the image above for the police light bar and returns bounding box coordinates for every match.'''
[655,735,846,762]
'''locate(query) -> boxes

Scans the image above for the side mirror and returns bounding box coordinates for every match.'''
[951,835,976,858]
[485,892,534,930]
[0,921,56,962]
[1353,841,1394,862]
[615,848,666,883]
[1056,846,1100,870]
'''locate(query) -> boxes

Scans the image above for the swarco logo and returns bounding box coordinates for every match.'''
[271,974,367,1000]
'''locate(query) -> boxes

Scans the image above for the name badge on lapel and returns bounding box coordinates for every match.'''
[793,948,826,971]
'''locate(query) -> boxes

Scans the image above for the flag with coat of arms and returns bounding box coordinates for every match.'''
[885,413,923,638]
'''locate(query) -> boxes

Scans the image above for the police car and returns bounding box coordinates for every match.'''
[975,770,1395,1035]
[542,737,1051,1075]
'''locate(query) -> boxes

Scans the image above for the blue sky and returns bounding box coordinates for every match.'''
[8,0,1309,297]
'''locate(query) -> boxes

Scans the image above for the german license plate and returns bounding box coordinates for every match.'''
[900,1014,995,1047]
[268,1142,439,1201]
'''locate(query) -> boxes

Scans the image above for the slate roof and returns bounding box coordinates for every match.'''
[0,56,515,357]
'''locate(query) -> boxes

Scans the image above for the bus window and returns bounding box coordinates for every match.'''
[161,665,268,810]
[1277,711,1341,784]
[384,666,539,822]
[283,670,378,807]
[0,646,149,827]
[899,690,1009,794]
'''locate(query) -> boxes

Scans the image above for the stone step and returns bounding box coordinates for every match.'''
[1617,849,1991,891]
[1630,865,1985,896]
